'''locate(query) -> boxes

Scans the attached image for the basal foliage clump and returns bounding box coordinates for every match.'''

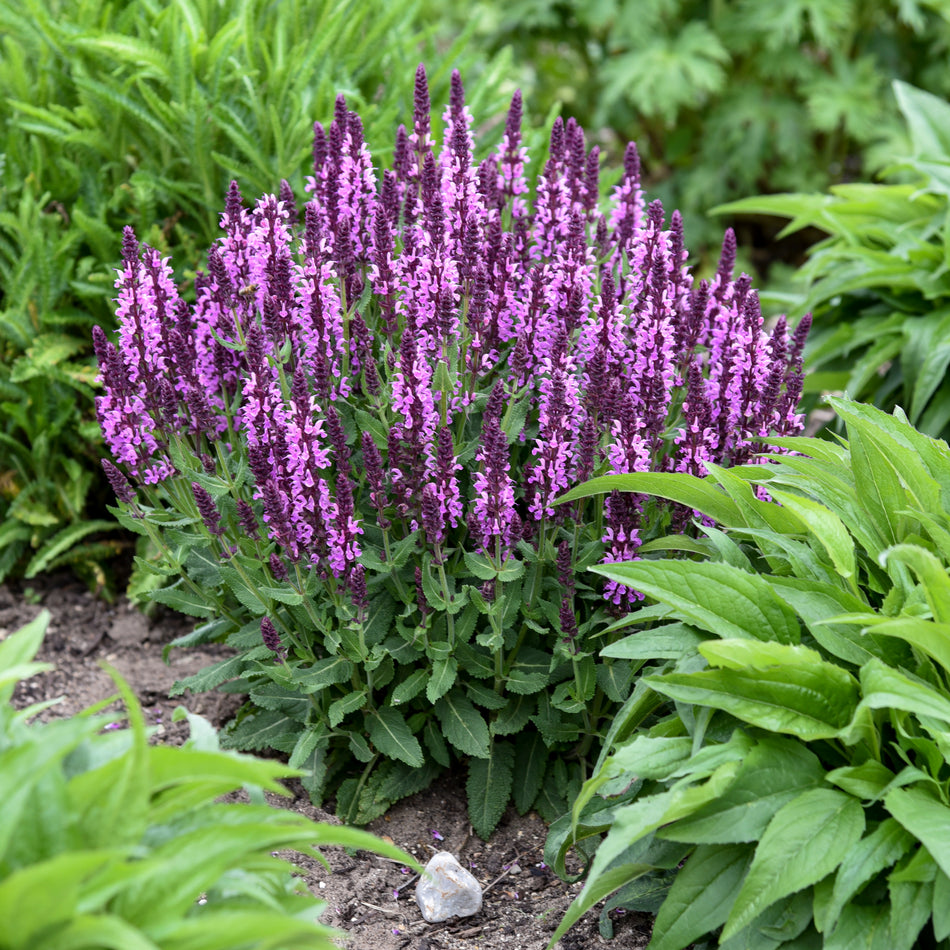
[0,610,413,950]
[94,66,808,836]
[550,400,950,948]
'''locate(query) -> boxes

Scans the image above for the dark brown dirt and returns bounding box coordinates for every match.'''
[3,572,654,950]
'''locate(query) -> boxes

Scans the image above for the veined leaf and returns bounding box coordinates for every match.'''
[592,560,800,644]
[880,544,950,625]
[650,844,754,950]
[648,663,858,740]
[435,690,490,758]
[816,818,914,934]
[858,658,950,725]
[466,740,515,839]
[367,707,423,768]
[885,785,950,879]
[722,788,865,939]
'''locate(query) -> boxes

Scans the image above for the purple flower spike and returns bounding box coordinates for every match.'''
[102,459,136,505]
[192,482,225,537]
[260,617,286,661]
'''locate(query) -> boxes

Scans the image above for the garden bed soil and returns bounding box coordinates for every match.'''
[3,573,654,950]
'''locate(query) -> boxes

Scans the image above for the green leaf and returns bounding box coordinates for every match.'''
[858,658,950,725]
[467,740,515,839]
[328,689,366,727]
[592,561,800,644]
[390,668,428,705]
[601,622,707,660]
[650,844,754,950]
[367,706,424,767]
[23,519,117,578]
[150,584,215,619]
[722,788,865,939]
[765,488,856,580]
[648,662,858,741]
[880,544,950,624]
[817,818,915,934]
[885,785,950,879]
[660,737,825,845]
[512,731,547,815]
[426,655,458,703]
[557,471,743,525]
[294,656,354,692]
[435,690,490,758]
[491,694,534,736]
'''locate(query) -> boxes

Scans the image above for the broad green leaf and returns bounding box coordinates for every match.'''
[549,861,657,948]
[846,426,904,552]
[557,471,743,525]
[894,80,950,159]
[649,844,753,950]
[698,638,827,671]
[367,707,423,768]
[765,488,855,580]
[817,818,914,933]
[660,737,825,844]
[824,902,892,950]
[327,690,366,727]
[604,735,693,781]
[427,655,458,703]
[849,616,950,675]
[825,761,896,801]
[858,658,950,724]
[0,851,123,947]
[885,785,950,879]
[601,622,707,660]
[467,740,515,839]
[32,913,161,950]
[723,788,865,939]
[294,656,353,692]
[880,544,950,624]
[648,663,858,740]
[934,868,950,941]
[435,690,490,758]
[592,561,800,644]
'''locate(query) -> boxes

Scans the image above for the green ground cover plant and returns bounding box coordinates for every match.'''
[91,66,808,836]
[548,399,950,948]
[423,0,950,255]
[718,81,950,441]
[0,0,516,587]
[0,609,414,950]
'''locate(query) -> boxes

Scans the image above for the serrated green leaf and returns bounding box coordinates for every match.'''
[426,655,458,703]
[467,740,515,839]
[150,584,215,619]
[435,690,490,758]
[328,690,366,728]
[723,789,865,940]
[650,844,754,950]
[293,656,354,692]
[512,731,546,815]
[367,706,424,767]
[391,668,428,705]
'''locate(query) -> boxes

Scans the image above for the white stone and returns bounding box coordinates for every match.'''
[415,851,483,922]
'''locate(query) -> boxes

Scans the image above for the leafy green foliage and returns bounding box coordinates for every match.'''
[0,609,416,950]
[0,0,517,584]
[549,399,950,947]
[425,0,950,256]
[718,81,950,442]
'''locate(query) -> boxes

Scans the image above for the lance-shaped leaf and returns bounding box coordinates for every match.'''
[722,788,865,939]
[366,706,424,767]
[592,560,800,644]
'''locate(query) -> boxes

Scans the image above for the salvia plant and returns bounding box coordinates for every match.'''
[548,399,950,949]
[93,65,809,837]
[1,610,414,950]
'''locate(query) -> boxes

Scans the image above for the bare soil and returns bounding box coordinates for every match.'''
[3,573,654,950]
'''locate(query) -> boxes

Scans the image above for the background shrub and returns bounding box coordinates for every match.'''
[425,0,950,258]
[548,400,950,948]
[0,0,517,587]
[719,81,950,442]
